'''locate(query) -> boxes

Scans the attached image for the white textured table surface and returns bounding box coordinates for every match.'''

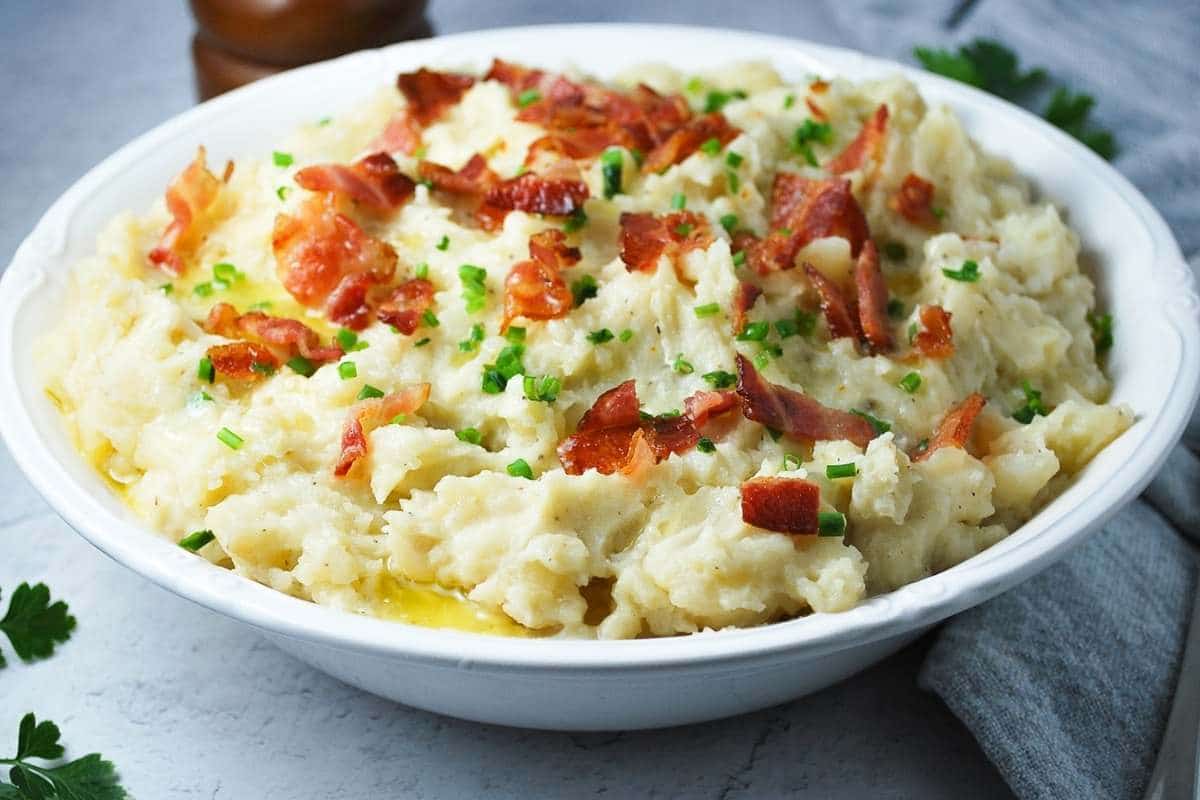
[6,1,1177,797]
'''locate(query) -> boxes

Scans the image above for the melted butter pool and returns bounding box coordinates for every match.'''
[372,577,536,637]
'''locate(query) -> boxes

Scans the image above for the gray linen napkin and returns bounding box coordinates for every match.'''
[920,257,1200,799]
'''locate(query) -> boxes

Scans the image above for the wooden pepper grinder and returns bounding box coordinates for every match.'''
[188,0,432,100]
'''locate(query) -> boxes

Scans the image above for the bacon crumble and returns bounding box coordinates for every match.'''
[826,104,889,176]
[148,146,228,276]
[802,263,859,341]
[618,211,714,274]
[912,304,955,359]
[376,278,436,335]
[890,173,940,229]
[294,152,416,213]
[557,381,737,475]
[740,477,821,535]
[641,112,740,174]
[732,281,763,336]
[334,383,432,477]
[202,302,342,379]
[745,175,870,273]
[735,354,876,447]
[853,241,892,352]
[912,393,986,462]
[501,230,580,332]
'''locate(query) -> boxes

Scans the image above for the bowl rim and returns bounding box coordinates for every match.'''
[2,22,1197,672]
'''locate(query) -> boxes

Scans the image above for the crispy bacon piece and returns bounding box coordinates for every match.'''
[203,302,342,365]
[912,304,955,359]
[853,241,892,352]
[740,477,821,535]
[805,97,827,121]
[418,154,499,195]
[501,230,580,332]
[371,113,422,156]
[148,146,226,276]
[376,278,435,335]
[641,113,740,174]
[558,381,737,475]
[889,173,940,229]
[746,176,870,273]
[396,68,475,126]
[205,342,279,381]
[482,171,590,222]
[272,197,397,322]
[334,383,432,477]
[735,354,876,447]
[802,263,859,340]
[485,58,554,95]
[294,152,415,213]
[618,211,714,273]
[913,393,986,463]
[826,104,889,176]
[684,390,739,428]
[732,281,762,336]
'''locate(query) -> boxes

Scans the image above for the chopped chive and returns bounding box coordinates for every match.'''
[286,356,316,377]
[517,88,542,107]
[317,116,332,126]
[703,88,747,113]
[671,192,687,210]
[672,354,694,374]
[702,370,736,389]
[907,321,918,344]
[272,151,293,167]
[276,186,290,201]
[783,453,803,471]
[571,274,598,307]
[338,361,357,380]
[587,328,615,345]
[686,76,704,93]
[898,371,923,394]
[421,309,440,328]
[250,361,276,377]
[505,326,526,344]
[942,259,980,282]
[618,328,634,342]
[1013,379,1048,424]
[694,302,721,318]
[850,409,891,436]
[783,93,796,109]
[931,206,946,220]
[674,223,694,236]
[883,242,907,261]
[725,151,744,168]
[414,262,429,280]
[413,145,427,159]
[436,235,450,251]
[336,328,367,351]
[522,374,561,403]
[697,437,716,453]
[482,344,525,393]
[507,458,534,479]
[753,350,771,369]
[719,213,739,234]
[792,118,833,166]
[193,282,214,298]
[357,384,385,400]
[179,529,215,552]
[563,207,588,233]
[726,170,740,193]
[737,321,770,341]
[213,262,242,283]
[732,250,747,267]
[187,390,214,409]
[459,323,485,352]
[1087,311,1113,354]
[159,283,173,295]
[414,337,431,347]
[456,428,482,445]
[459,263,488,314]
[198,356,215,383]
[216,427,244,450]
[887,299,906,319]
[390,413,408,425]
[826,463,857,480]
[699,137,722,156]
[600,148,623,199]
[247,300,272,311]
[817,511,846,536]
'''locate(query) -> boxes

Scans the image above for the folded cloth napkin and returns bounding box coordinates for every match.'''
[921,256,1200,800]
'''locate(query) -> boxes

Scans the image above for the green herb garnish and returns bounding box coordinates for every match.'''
[850,409,891,436]
[338,361,357,380]
[696,437,716,453]
[898,371,923,394]
[1087,312,1113,354]
[817,511,846,536]
[792,118,834,167]
[826,463,857,480]
[456,428,482,446]
[703,88,747,113]
[507,458,534,480]
[436,235,450,251]
[197,356,215,384]
[719,213,739,234]
[216,427,244,450]
[178,530,215,552]
[563,207,588,233]
[0,583,75,667]
[272,151,294,167]
[618,328,634,342]
[285,356,315,377]
[672,354,694,374]
[571,274,598,307]
[736,321,770,342]
[459,264,488,314]
[1013,379,1048,424]
[0,713,128,798]
[517,88,542,107]
[694,302,721,318]
[336,328,368,352]
[481,345,525,394]
[587,328,614,345]
[699,137,722,156]
[702,370,737,389]
[459,323,485,353]
[600,149,623,199]
[671,192,687,210]
[942,259,981,282]
[356,384,385,401]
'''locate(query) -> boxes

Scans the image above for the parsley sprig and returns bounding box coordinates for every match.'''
[914,38,1116,159]
[0,584,76,668]
[0,713,127,798]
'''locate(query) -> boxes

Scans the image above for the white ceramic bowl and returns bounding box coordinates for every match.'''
[2,24,1197,731]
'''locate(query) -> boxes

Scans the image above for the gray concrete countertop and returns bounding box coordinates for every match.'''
[3,1,1192,796]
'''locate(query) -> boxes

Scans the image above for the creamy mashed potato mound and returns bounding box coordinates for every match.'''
[41,61,1130,639]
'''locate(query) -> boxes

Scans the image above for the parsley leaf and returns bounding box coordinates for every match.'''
[0,584,76,667]
[0,713,127,799]
[1044,88,1117,159]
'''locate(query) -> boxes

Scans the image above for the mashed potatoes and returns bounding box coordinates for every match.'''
[40,60,1130,638]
